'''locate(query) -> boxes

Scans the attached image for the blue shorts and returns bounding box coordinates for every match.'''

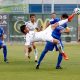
[45,40,63,51]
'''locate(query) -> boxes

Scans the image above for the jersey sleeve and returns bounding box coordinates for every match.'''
[25,21,30,27]
[62,23,67,28]
[50,18,60,24]
[25,21,28,25]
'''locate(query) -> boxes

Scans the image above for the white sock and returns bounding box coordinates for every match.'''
[58,19,68,26]
[57,41,64,53]
[25,53,28,57]
[34,49,38,60]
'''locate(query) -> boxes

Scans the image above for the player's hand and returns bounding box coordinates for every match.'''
[25,53,30,60]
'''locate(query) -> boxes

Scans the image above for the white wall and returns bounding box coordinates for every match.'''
[28,0,55,4]
[54,0,80,4]
[28,0,80,4]
[0,0,80,4]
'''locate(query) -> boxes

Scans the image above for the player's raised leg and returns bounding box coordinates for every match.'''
[50,38,68,60]
[57,41,69,60]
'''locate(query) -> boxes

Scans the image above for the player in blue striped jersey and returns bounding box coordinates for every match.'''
[36,13,70,69]
[0,26,8,63]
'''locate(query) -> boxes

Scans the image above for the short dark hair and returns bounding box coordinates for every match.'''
[61,13,68,19]
[30,14,36,18]
[20,25,26,34]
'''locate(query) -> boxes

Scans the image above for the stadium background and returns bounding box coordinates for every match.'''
[0,0,80,42]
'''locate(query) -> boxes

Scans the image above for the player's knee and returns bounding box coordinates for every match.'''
[43,49,48,53]
[53,39,59,44]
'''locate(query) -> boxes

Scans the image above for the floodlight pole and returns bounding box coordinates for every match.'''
[77,0,78,8]
[42,0,44,14]
[51,0,54,13]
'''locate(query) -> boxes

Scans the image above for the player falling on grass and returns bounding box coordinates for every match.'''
[36,13,70,69]
[0,25,8,63]
[25,14,40,62]
[20,12,75,62]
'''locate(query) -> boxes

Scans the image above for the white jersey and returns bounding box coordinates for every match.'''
[25,25,54,46]
[25,21,38,31]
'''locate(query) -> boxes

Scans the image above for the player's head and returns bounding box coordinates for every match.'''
[51,12,56,19]
[61,13,68,20]
[30,14,36,22]
[20,25,29,34]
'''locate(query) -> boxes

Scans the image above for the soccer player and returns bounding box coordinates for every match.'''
[36,13,70,69]
[0,26,8,63]
[25,14,39,62]
[46,12,57,28]
[20,12,75,63]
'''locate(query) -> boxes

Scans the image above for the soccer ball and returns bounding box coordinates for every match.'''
[74,8,80,14]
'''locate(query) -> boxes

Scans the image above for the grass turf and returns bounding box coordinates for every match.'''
[0,43,80,80]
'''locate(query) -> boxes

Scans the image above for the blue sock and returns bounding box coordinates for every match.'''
[38,49,48,65]
[56,53,62,67]
[3,45,7,61]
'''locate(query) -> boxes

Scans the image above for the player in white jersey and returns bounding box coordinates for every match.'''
[20,12,76,60]
[25,14,40,62]
[25,14,38,31]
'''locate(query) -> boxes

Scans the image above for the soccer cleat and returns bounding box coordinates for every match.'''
[4,59,9,63]
[28,55,30,59]
[62,52,69,60]
[36,64,39,69]
[35,56,38,62]
[35,60,37,62]
[56,66,63,69]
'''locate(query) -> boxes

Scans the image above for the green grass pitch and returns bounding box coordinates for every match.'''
[0,43,80,80]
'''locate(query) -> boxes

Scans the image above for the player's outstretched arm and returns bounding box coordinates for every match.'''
[51,13,75,30]
[51,19,68,30]
[68,13,75,22]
